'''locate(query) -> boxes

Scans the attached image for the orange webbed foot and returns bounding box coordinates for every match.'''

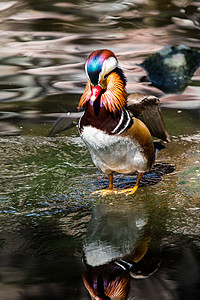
[116,185,139,195]
[117,172,143,196]
[92,172,143,196]
[92,173,116,196]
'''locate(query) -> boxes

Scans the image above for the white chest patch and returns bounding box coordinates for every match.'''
[81,126,149,175]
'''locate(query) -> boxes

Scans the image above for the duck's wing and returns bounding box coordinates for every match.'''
[48,111,84,136]
[127,93,170,142]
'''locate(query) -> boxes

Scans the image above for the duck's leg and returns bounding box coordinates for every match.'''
[92,173,116,196]
[108,172,113,189]
[117,172,143,195]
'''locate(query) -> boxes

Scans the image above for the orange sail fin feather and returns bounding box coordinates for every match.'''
[101,72,127,113]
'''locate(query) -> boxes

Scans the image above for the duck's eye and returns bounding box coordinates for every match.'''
[104,74,108,79]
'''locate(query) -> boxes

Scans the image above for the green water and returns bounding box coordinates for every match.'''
[0,108,199,299]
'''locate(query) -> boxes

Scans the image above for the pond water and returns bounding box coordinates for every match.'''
[0,0,199,299]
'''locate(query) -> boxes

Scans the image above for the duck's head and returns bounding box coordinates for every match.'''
[86,49,118,90]
[78,49,127,113]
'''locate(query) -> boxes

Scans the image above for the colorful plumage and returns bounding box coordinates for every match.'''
[78,49,170,196]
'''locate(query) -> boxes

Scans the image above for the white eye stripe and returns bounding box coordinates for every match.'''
[85,61,89,80]
[99,56,118,81]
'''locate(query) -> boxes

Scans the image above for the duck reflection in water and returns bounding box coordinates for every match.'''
[83,263,130,300]
[83,229,160,300]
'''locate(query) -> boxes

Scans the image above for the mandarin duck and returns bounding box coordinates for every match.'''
[78,49,170,196]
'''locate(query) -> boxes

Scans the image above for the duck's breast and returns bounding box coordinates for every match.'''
[81,125,151,175]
